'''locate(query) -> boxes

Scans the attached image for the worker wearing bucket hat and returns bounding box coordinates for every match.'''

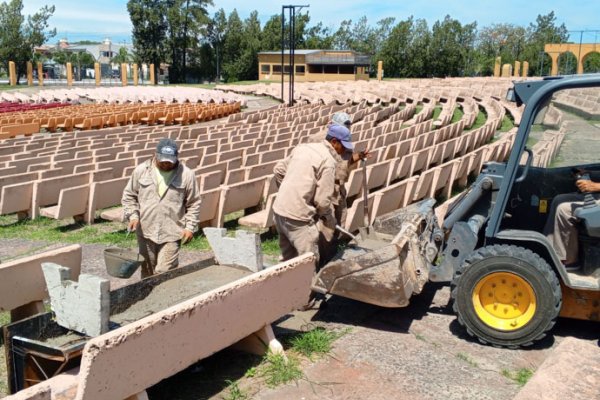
[122,138,201,278]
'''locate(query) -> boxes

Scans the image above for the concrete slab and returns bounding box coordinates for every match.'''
[513,337,600,400]
[203,228,263,272]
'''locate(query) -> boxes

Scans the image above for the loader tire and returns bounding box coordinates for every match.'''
[451,245,561,348]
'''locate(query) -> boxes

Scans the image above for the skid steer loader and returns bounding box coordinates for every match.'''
[313,74,600,348]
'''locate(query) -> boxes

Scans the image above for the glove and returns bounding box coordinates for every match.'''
[321,213,337,230]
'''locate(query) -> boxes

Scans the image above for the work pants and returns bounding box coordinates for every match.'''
[137,233,181,278]
[274,213,320,266]
[543,192,600,262]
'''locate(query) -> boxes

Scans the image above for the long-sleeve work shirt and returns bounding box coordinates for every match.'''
[273,141,337,222]
[122,158,201,244]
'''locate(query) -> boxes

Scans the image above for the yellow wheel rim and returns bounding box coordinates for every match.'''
[472,272,536,331]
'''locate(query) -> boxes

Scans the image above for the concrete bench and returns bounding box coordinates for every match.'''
[238,192,277,229]
[370,176,419,219]
[215,175,275,227]
[0,245,82,321]
[87,177,130,224]
[5,253,314,400]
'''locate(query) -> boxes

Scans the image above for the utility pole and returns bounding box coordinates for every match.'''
[281,5,309,106]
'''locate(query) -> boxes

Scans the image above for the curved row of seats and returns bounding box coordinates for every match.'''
[0,79,518,234]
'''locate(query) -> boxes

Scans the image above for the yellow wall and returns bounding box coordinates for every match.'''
[258,53,369,82]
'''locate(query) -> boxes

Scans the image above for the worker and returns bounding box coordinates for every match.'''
[309,111,370,264]
[543,173,600,271]
[122,138,201,278]
[273,124,354,266]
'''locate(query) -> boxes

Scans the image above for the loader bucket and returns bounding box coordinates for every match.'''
[312,199,439,308]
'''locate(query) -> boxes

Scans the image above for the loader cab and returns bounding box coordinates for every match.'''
[488,75,600,280]
[447,75,600,348]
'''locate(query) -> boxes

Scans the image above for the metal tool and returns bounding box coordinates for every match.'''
[335,224,358,242]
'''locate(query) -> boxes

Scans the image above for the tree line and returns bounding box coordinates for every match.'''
[128,4,599,83]
[2,0,600,84]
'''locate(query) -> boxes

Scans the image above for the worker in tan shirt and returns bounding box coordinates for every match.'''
[122,138,201,278]
[273,124,354,266]
[309,112,370,263]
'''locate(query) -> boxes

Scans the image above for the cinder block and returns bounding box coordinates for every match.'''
[42,262,110,336]
[203,228,263,272]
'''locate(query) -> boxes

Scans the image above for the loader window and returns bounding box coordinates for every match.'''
[528,87,600,168]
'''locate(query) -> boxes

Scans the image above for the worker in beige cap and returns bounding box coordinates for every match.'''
[273,124,354,267]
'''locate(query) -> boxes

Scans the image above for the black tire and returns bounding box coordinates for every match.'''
[451,244,561,348]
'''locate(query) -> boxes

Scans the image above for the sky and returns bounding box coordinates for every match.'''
[21,0,600,45]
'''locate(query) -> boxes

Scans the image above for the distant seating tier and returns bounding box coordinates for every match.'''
[0,101,241,139]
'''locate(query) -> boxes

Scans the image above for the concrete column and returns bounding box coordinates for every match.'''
[8,61,17,86]
[133,63,139,86]
[522,61,529,77]
[66,62,73,86]
[501,63,512,78]
[27,61,33,86]
[494,57,501,78]
[550,54,559,76]
[37,62,44,86]
[513,61,521,77]
[94,62,101,86]
[150,63,156,85]
[377,60,383,81]
[577,56,584,75]
[121,63,128,86]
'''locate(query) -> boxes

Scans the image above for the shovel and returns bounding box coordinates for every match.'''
[358,158,379,240]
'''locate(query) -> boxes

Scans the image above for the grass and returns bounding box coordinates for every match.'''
[289,327,350,360]
[222,380,248,400]
[456,352,478,368]
[468,110,487,131]
[499,115,515,132]
[415,105,424,114]
[451,107,465,124]
[0,212,279,256]
[501,368,534,386]
[260,352,303,388]
[432,106,443,121]
[260,235,280,256]
[0,311,9,326]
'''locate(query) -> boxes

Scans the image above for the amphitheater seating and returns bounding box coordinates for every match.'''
[0,78,552,237]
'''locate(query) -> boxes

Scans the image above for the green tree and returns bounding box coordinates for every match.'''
[206,8,227,81]
[165,0,212,83]
[127,0,167,84]
[379,17,414,77]
[221,9,244,82]
[0,0,55,84]
[476,24,527,76]
[583,52,600,73]
[523,11,568,76]
[111,47,132,64]
[429,15,477,77]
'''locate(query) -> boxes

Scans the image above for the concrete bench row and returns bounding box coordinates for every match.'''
[0,86,247,106]
[1,245,315,400]
[0,101,241,137]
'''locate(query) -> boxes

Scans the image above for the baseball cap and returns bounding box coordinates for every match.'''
[331,112,352,127]
[156,138,178,163]
[327,124,353,150]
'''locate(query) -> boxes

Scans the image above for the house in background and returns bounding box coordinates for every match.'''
[258,50,370,82]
